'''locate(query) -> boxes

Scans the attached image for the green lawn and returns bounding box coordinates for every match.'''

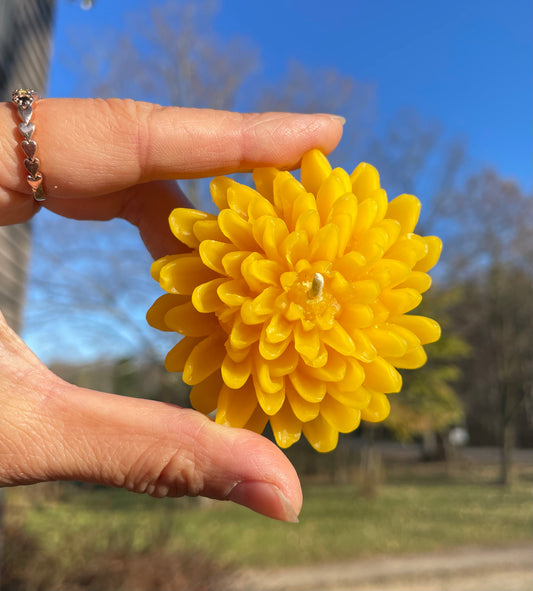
[7,471,532,573]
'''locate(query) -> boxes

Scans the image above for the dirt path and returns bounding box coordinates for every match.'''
[232,544,532,591]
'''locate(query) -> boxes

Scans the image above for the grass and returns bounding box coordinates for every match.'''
[6,466,532,574]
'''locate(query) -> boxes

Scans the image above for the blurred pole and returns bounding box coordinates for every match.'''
[0,0,56,584]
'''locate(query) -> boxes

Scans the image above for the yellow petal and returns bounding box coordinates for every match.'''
[295,209,321,242]
[165,336,202,372]
[183,333,226,385]
[350,328,378,362]
[338,303,374,329]
[227,184,261,218]
[365,326,409,358]
[316,169,351,224]
[221,250,249,278]
[254,379,285,416]
[229,317,261,350]
[386,234,428,268]
[210,176,237,210]
[252,166,278,202]
[243,405,269,434]
[192,278,226,313]
[302,414,338,452]
[242,255,283,290]
[159,255,218,295]
[289,367,327,403]
[367,259,411,289]
[151,254,179,282]
[199,240,235,274]
[265,313,293,343]
[386,194,421,233]
[392,345,428,369]
[164,301,219,336]
[414,236,442,272]
[270,399,302,448]
[350,162,380,200]
[218,209,257,250]
[304,350,347,382]
[391,315,441,344]
[380,287,422,315]
[301,149,332,195]
[321,321,356,356]
[335,357,366,392]
[268,346,299,377]
[193,219,226,243]
[217,279,250,307]
[363,357,403,393]
[352,197,378,239]
[280,231,309,267]
[274,173,307,226]
[331,251,366,281]
[310,224,340,261]
[286,383,320,422]
[248,193,277,220]
[328,384,372,409]
[294,324,321,361]
[216,381,257,427]
[146,294,189,331]
[190,371,222,415]
[361,391,391,422]
[398,271,432,293]
[259,328,291,360]
[168,208,214,248]
[221,353,252,389]
[253,353,285,395]
[255,216,290,262]
[320,395,361,433]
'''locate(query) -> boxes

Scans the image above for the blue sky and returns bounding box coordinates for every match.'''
[49,0,532,192]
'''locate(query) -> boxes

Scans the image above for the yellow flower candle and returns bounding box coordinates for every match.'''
[147,150,441,452]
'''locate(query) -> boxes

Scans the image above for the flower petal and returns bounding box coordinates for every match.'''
[160,255,218,295]
[147,294,189,331]
[286,383,320,422]
[321,395,361,433]
[164,301,219,336]
[218,209,257,250]
[328,384,372,409]
[380,287,422,315]
[270,399,302,448]
[190,371,222,414]
[392,345,428,369]
[192,278,226,313]
[322,321,356,356]
[363,357,403,393]
[414,236,442,272]
[165,336,202,373]
[183,333,227,385]
[350,162,380,200]
[199,240,235,274]
[361,391,391,422]
[289,367,327,403]
[391,315,441,344]
[221,352,252,389]
[301,149,333,195]
[216,381,257,427]
[169,208,214,248]
[252,166,278,202]
[302,414,339,453]
[386,194,421,234]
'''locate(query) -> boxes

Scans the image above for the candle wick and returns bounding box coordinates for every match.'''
[309,273,324,299]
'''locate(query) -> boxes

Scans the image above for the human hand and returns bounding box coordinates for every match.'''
[0,98,343,521]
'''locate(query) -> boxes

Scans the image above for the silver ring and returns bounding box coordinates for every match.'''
[11,89,45,202]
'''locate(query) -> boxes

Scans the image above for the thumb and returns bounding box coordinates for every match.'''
[0,314,301,521]
[47,384,302,522]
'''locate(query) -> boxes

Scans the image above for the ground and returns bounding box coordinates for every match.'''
[232,544,532,591]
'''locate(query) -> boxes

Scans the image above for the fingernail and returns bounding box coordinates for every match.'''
[330,115,346,125]
[226,481,299,523]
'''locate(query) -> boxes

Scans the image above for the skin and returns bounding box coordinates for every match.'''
[0,98,343,522]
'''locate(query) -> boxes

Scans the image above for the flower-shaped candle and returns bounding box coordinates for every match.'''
[147,150,441,452]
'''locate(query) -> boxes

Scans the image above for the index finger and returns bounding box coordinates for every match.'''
[0,98,344,199]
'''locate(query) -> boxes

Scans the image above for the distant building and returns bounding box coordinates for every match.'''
[0,0,56,331]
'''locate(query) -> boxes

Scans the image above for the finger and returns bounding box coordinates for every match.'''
[0,314,301,521]
[0,99,344,200]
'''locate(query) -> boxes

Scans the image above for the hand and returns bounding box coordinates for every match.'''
[0,98,343,521]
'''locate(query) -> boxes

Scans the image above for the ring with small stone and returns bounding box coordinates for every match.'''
[11,89,45,202]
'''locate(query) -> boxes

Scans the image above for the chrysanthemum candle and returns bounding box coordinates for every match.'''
[147,150,441,452]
